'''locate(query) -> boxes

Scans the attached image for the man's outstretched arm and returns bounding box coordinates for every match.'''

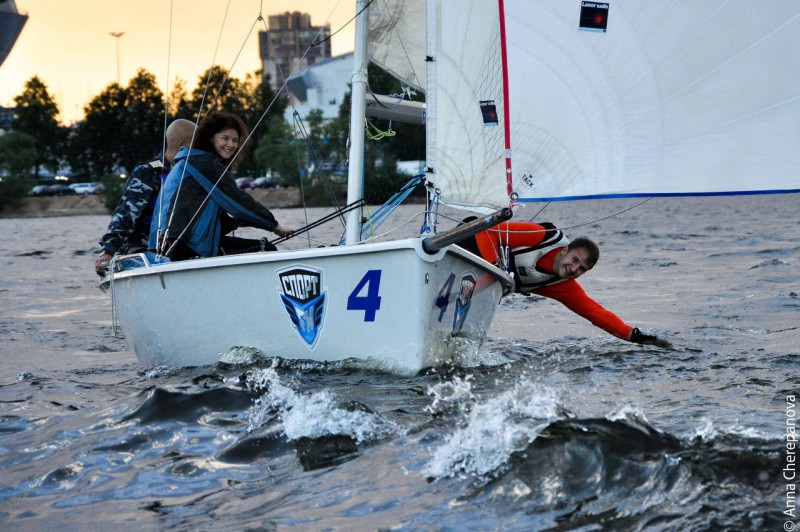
[536,280,671,347]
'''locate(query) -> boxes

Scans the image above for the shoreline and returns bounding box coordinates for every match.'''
[0,187,304,218]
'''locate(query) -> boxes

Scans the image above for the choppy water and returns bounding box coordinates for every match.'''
[1,196,798,530]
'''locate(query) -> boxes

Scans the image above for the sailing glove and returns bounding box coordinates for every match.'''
[630,328,672,348]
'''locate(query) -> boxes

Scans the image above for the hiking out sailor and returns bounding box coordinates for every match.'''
[94,118,195,275]
[149,111,293,261]
[458,220,672,347]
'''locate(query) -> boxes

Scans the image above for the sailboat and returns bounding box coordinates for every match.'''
[102,0,800,373]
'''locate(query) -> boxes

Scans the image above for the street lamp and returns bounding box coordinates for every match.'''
[109,31,124,84]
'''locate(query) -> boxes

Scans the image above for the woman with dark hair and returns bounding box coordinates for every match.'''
[193,111,248,170]
[150,111,292,261]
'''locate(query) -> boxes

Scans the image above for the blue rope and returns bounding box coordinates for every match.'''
[337,175,424,244]
[419,185,440,236]
[361,174,423,239]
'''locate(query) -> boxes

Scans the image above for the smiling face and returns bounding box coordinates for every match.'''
[552,247,593,279]
[212,128,239,160]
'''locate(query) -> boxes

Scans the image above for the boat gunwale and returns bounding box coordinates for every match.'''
[102,237,514,292]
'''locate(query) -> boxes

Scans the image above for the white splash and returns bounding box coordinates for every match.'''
[425,382,562,479]
[689,417,773,442]
[690,417,718,441]
[246,367,396,444]
[219,345,269,365]
[136,366,173,381]
[425,374,475,417]
[606,404,650,424]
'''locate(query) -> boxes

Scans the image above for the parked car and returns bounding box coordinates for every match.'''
[251,176,279,189]
[29,185,49,196]
[235,177,254,189]
[69,182,102,195]
[47,184,76,196]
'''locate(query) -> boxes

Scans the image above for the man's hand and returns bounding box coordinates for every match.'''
[274,225,295,237]
[95,252,113,276]
[629,328,672,348]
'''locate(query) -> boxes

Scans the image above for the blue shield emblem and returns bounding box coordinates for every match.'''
[277,266,326,348]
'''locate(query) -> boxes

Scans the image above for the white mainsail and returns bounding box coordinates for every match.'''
[370,0,800,210]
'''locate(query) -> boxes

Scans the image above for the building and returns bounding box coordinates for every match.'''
[0,0,27,68]
[259,11,331,94]
[283,53,353,122]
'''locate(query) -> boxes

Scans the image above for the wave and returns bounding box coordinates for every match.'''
[420,382,783,529]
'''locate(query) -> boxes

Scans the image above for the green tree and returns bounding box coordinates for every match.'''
[237,70,287,175]
[121,69,166,171]
[12,76,65,179]
[168,77,193,120]
[253,117,300,183]
[67,83,127,177]
[301,108,328,165]
[0,132,37,211]
[189,66,250,119]
[68,69,165,177]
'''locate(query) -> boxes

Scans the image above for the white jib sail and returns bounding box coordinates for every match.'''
[371,1,800,211]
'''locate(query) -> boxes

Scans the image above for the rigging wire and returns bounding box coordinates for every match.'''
[359,208,430,243]
[527,202,551,221]
[198,0,232,117]
[205,14,262,118]
[291,110,346,223]
[157,0,233,256]
[160,0,174,169]
[477,197,656,239]
[310,0,376,47]
[357,175,424,242]
[270,199,365,246]
[160,1,301,256]
[524,196,653,229]
[560,197,654,232]
[154,0,175,255]
[293,115,311,248]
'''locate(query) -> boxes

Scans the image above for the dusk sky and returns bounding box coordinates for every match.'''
[1,0,357,125]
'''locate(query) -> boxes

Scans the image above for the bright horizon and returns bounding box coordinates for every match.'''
[1,0,357,125]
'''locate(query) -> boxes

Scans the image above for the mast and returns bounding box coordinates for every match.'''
[344,0,370,245]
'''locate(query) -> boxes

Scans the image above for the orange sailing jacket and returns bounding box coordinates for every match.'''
[475,222,633,340]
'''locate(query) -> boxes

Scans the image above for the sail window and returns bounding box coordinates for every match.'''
[480,101,499,127]
[579,2,609,33]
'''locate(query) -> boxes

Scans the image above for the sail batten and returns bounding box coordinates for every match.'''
[369,0,800,208]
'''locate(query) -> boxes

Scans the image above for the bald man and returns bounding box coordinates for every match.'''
[95,119,195,275]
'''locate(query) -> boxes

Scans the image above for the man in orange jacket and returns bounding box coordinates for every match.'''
[459,220,671,347]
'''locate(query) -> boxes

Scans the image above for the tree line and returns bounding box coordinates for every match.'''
[0,65,425,211]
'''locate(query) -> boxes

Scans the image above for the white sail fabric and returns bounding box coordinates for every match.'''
[368,0,426,91]
[371,0,800,210]
[425,0,509,209]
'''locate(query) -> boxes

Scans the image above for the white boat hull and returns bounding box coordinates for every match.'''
[103,238,512,374]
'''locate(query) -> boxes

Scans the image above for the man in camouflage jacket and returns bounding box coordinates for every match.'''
[95,119,195,275]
